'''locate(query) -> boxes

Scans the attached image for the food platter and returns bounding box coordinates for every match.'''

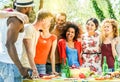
[23,68,120,82]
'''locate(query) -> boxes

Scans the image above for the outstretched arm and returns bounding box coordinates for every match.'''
[0,10,29,24]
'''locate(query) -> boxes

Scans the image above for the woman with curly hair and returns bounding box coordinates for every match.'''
[58,22,83,67]
[100,18,119,71]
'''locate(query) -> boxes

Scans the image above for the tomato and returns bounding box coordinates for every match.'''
[79,73,86,78]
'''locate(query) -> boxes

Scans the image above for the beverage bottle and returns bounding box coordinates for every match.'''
[65,58,70,78]
[61,58,66,78]
[61,58,70,78]
[114,55,119,71]
[102,56,108,75]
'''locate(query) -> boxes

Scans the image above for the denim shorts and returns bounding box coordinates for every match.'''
[36,64,46,74]
[0,61,22,82]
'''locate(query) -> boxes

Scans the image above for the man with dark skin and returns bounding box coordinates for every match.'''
[0,0,34,82]
[51,13,67,39]
[46,12,67,74]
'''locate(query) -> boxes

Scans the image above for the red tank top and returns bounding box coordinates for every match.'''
[101,43,114,68]
[34,34,57,64]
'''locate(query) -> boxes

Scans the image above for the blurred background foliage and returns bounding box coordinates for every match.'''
[0,0,120,30]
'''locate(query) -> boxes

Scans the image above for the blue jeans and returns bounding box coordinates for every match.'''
[108,68,114,72]
[0,61,22,82]
[36,64,46,74]
[46,63,61,74]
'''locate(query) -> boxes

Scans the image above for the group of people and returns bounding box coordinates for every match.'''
[0,0,120,82]
[81,18,120,73]
[57,17,120,74]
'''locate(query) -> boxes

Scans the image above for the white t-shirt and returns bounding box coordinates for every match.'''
[20,24,40,68]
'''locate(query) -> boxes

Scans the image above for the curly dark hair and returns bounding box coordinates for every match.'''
[60,22,79,41]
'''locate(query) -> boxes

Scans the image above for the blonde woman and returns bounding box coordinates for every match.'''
[100,18,119,71]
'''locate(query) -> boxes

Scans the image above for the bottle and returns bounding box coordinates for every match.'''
[65,58,70,78]
[114,55,119,71]
[102,56,108,75]
[61,58,66,78]
[61,58,70,78]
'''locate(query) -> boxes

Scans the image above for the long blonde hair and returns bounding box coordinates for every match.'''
[100,18,119,42]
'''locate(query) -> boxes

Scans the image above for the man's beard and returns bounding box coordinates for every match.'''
[56,23,66,31]
[27,10,36,23]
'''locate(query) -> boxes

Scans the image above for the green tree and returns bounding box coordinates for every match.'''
[91,0,105,21]
[106,0,116,19]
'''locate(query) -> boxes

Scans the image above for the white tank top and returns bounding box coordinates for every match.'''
[0,18,24,64]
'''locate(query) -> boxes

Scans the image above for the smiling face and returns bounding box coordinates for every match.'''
[103,22,113,36]
[66,27,75,41]
[86,20,96,33]
[101,19,119,42]
[56,15,66,26]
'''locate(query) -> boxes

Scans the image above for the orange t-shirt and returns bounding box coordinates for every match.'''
[34,34,57,64]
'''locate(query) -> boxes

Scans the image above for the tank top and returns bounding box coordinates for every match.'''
[0,18,24,64]
[34,34,57,64]
[101,43,114,68]
[66,45,80,67]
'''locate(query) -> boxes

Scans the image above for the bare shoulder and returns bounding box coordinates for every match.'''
[114,37,120,40]
[113,37,120,43]
[7,16,24,31]
[7,16,23,26]
[117,37,120,43]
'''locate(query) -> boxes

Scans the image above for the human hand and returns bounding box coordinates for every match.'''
[31,69,40,79]
[51,71,59,76]
[15,12,29,24]
[19,67,32,79]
